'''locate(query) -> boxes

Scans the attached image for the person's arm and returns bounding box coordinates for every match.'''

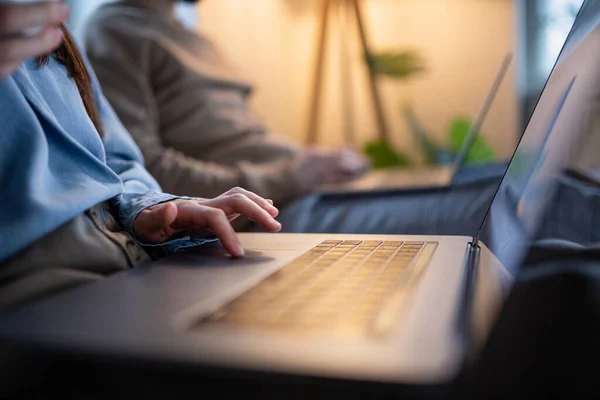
[87,56,281,256]
[91,72,182,237]
[83,21,305,205]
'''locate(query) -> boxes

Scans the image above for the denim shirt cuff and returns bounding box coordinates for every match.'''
[116,192,219,253]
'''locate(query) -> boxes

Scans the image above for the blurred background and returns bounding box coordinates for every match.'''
[66,0,583,168]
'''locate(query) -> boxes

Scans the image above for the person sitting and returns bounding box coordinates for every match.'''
[82,0,505,236]
[0,2,281,311]
[82,0,369,215]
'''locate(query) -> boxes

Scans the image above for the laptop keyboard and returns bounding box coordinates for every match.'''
[191,240,439,339]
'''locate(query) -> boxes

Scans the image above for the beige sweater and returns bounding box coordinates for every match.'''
[83,1,304,204]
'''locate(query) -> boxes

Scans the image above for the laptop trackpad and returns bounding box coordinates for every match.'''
[154,241,280,268]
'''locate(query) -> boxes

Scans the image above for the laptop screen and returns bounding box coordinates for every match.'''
[476,1,600,275]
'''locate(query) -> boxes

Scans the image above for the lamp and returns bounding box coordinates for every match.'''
[305,0,390,146]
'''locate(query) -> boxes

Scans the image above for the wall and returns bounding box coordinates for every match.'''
[199,0,518,159]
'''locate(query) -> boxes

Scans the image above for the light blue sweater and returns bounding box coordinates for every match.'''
[0,53,207,263]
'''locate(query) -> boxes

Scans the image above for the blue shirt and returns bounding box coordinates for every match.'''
[0,53,210,264]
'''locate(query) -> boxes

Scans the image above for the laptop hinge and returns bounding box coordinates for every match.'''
[457,240,481,365]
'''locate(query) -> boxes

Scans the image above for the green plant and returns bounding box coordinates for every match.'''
[362,49,427,168]
[363,140,411,169]
[363,48,499,168]
[447,117,496,164]
[366,50,427,81]
[401,103,457,165]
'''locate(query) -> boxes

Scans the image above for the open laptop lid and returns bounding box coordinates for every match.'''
[563,0,600,184]
[475,0,599,276]
[449,53,513,179]
[461,0,596,356]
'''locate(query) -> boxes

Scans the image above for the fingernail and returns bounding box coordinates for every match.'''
[236,246,246,257]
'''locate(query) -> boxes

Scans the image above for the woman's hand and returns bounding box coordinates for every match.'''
[0,1,69,79]
[133,188,282,258]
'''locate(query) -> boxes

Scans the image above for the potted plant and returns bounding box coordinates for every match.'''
[364,48,496,168]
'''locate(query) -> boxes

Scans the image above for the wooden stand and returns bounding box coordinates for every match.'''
[305,0,390,146]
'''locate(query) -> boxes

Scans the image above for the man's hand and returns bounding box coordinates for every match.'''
[0,1,69,79]
[294,147,370,192]
[133,188,282,258]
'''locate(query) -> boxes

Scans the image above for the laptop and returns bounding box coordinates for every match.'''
[0,3,595,388]
[317,52,513,197]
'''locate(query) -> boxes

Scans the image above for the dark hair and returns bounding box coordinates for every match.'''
[38,24,104,138]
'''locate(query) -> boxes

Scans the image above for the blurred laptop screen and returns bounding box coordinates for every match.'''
[476,2,600,273]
